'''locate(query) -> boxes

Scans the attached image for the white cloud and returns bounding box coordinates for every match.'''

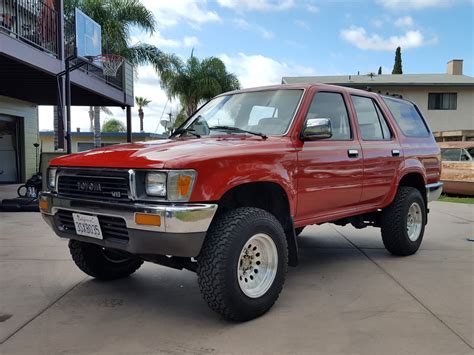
[141,0,220,28]
[340,26,436,51]
[233,19,274,39]
[376,0,451,10]
[217,0,294,11]
[183,36,200,47]
[134,33,200,49]
[219,53,315,88]
[394,16,414,27]
[372,19,384,28]
[294,20,310,30]
[306,4,319,13]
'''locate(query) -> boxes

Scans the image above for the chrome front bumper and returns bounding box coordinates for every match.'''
[39,192,217,257]
[426,182,443,203]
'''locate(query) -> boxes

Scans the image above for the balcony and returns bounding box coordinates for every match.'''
[0,0,58,56]
[0,0,131,96]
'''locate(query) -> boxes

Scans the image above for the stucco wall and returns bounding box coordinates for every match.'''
[375,86,474,132]
[0,95,39,182]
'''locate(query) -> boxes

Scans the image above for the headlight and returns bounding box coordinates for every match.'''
[144,170,196,202]
[145,172,167,197]
[48,167,57,189]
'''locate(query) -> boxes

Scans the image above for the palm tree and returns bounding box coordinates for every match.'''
[135,96,151,132]
[161,53,240,116]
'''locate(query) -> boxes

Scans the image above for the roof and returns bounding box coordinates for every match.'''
[39,131,167,138]
[282,74,474,87]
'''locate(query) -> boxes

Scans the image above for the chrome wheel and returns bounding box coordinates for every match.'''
[407,202,422,241]
[237,233,278,298]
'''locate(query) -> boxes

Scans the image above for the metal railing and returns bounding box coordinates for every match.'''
[0,0,58,56]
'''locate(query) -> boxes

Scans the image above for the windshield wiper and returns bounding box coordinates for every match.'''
[209,126,267,140]
[170,127,201,138]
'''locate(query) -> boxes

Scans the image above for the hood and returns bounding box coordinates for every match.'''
[51,136,289,169]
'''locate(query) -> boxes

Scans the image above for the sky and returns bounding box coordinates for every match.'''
[38,0,474,134]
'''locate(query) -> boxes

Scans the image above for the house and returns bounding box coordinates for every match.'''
[282,59,474,141]
[40,131,166,153]
[0,0,134,183]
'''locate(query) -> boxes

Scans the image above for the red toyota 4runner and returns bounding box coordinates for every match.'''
[40,84,443,321]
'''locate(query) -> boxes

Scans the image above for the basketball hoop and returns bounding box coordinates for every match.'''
[92,54,125,77]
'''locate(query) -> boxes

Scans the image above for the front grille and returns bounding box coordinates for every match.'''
[55,210,129,243]
[57,173,130,202]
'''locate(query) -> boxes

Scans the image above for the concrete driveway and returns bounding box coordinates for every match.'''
[0,202,473,355]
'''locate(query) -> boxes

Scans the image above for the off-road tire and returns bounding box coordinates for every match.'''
[295,227,305,236]
[381,186,426,256]
[69,240,143,280]
[197,207,288,321]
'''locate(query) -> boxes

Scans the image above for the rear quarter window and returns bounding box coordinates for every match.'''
[382,97,430,137]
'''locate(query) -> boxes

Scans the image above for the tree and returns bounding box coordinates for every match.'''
[378,66,382,75]
[161,53,241,116]
[173,110,188,129]
[135,96,151,132]
[392,47,403,74]
[102,118,126,132]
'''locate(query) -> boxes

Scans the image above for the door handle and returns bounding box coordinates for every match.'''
[392,149,400,157]
[348,149,359,158]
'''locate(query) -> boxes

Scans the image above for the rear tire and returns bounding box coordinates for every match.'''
[381,186,426,256]
[69,240,143,280]
[197,207,288,321]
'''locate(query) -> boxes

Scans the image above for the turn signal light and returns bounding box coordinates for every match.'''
[177,175,192,197]
[39,199,49,212]
[134,213,161,226]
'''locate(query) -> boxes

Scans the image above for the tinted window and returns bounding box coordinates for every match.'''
[305,92,351,140]
[383,97,430,137]
[428,93,457,110]
[352,96,391,140]
[441,148,461,161]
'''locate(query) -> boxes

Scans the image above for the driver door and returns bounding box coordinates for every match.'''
[296,91,363,221]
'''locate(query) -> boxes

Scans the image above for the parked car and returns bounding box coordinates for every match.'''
[40,84,442,321]
[438,142,474,196]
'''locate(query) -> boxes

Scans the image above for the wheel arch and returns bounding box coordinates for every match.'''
[215,181,298,266]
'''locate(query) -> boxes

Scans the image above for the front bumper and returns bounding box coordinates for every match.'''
[39,192,217,257]
[426,182,443,203]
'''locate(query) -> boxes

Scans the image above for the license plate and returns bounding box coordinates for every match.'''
[72,213,103,240]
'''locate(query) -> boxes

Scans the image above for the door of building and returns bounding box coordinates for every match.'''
[0,115,20,183]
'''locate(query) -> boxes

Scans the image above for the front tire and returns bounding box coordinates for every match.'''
[197,207,288,321]
[381,186,426,256]
[69,240,143,280]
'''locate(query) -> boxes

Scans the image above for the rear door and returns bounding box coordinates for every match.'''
[296,90,363,220]
[350,95,402,205]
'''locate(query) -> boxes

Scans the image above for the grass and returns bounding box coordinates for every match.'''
[438,194,474,204]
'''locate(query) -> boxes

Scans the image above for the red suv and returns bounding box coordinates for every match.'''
[40,84,442,321]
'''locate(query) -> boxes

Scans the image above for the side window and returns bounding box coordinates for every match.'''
[441,148,461,161]
[382,96,430,137]
[351,96,392,140]
[305,92,351,140]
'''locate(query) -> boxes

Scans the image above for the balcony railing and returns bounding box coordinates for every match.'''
[1,0,128,92]
[0,0,58,56]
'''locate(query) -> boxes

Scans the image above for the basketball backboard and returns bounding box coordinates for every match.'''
[75,8,102,59]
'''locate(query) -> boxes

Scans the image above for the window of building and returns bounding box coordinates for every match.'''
[428,93,457,110]
[383,96,430,137]
[351,96,392,141]
[305,92,352,140]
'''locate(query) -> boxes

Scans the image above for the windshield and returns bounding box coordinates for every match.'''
[182,89,303,137]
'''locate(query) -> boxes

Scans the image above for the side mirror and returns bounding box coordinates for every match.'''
[302,118,332,140]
